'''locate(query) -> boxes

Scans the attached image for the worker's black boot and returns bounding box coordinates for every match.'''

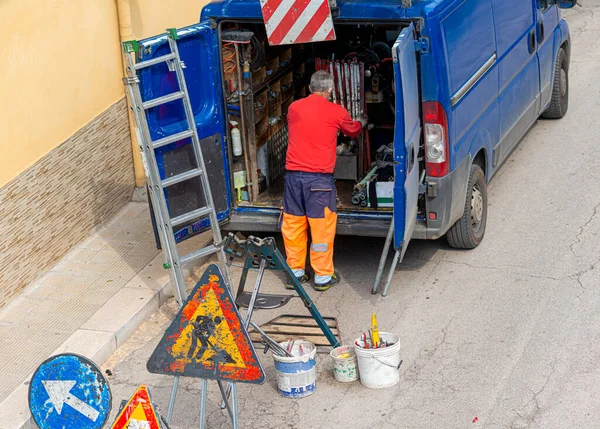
[313,272,340,291]
[285,272,311,290]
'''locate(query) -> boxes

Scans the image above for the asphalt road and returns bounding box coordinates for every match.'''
[102,5,600,428]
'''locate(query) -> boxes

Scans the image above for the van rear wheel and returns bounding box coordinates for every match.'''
[446,164,487,249]
[542,48,569,119]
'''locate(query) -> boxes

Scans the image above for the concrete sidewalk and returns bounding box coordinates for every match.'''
[0,202,209,428]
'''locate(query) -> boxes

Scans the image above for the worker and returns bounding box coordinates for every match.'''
[282,70,367,291]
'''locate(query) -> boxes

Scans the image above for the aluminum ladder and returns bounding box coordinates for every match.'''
[121,28,230,305]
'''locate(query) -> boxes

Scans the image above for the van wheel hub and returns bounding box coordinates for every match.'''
[471,185,483,228]
[560,68,567,97]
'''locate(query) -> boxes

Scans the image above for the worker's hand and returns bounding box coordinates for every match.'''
[357,115,368,128]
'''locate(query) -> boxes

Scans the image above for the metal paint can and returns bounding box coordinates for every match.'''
[273,340,316,398]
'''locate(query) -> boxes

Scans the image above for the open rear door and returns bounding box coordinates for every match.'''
[137,25,231,243]
[392,24,421,257]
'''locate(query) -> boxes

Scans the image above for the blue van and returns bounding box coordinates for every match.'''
[136,0,576,262]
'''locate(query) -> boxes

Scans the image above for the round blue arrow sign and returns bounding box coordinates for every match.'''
[29,353,111,429]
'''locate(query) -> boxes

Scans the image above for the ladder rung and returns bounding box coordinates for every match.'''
[170,207,213,227]
[143,91,184,109]
[152,129,194,149]
[134,53,176,70]
[161,168,202,187]
[181,245,220,264]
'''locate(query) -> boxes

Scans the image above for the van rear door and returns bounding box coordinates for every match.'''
[392,24,421,256]
[137,25,231,243]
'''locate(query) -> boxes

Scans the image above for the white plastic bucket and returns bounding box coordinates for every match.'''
[330,345,359,382]
[273,340,317,398]
[354,332,401,389]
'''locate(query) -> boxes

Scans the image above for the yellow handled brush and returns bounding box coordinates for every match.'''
[371,313,381,347]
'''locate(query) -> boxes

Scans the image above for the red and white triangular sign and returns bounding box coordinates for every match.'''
[110,385,162,429]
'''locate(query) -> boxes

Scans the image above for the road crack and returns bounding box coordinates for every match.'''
[513,360,557,428]
[569,201,600,255]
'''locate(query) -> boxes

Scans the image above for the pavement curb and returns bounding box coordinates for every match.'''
[0,244,208,429]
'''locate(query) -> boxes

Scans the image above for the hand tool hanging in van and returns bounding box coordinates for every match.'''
[315,57,365,121]
[336,61,345,109]
[329,60,337,104]
[222,30,254,202]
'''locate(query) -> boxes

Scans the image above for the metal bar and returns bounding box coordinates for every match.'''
[152,129,194,149]
[161,168,202,188]
[329,61,337,104]
[199,379,208,429]
[381,250,401,297]
[233,43,254,203]
[349,62,355,119]
[134,52,176,70]
[231,383,239,429]
[372,217,394,294]
[142,91,185,109]
[222,258,267,409]
[353,62,357,119]
[235,267,249,300]
[451,52,497,107]
[170,206,212,228]
[180,245,220,264]
[244,259,267,327]
[336,61,344,109]
[359,62,365,116]
[217,380,234,423]
[344,62,351,116]
[249,322,294,357]
[274,249,340,348]
[166,376,179,423]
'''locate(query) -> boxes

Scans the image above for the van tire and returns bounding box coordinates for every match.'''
[446,165,487,249]
[542,48,568,119]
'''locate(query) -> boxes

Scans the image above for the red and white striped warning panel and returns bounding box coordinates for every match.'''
[260,0,336,46]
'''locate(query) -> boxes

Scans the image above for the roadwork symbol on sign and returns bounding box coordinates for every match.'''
[110,385,163,429]
[259,0,336,46]
[28,353,111,429]
[147,264,265,384]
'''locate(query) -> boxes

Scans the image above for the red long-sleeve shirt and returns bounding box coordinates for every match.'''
[286,94,363,174]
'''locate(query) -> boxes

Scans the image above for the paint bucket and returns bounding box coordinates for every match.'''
[354,332,402,389]
[330,345,359,382]
[273,340,317,398]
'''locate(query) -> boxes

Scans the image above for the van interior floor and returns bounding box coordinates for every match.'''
[244,178,390,212]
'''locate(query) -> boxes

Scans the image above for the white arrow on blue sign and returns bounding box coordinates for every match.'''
[29,353,111,429]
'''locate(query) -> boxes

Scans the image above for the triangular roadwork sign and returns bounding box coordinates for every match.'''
[147,264,265,384]
[110,385,162,429]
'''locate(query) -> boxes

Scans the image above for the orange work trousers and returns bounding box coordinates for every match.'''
[280,171,337,279]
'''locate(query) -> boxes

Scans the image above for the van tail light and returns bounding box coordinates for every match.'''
[423,101,449,177]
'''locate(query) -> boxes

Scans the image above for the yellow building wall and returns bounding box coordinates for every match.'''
[0,0,211,307]
[0,0,124,187]
[0,0,208,188]
[130,0,204,40]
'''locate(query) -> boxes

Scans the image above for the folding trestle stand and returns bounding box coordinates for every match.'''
[224,234,340,346]
[218,234,341,407]
[163,234,340,425]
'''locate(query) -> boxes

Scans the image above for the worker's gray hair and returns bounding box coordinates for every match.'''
[310,70,334,94]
